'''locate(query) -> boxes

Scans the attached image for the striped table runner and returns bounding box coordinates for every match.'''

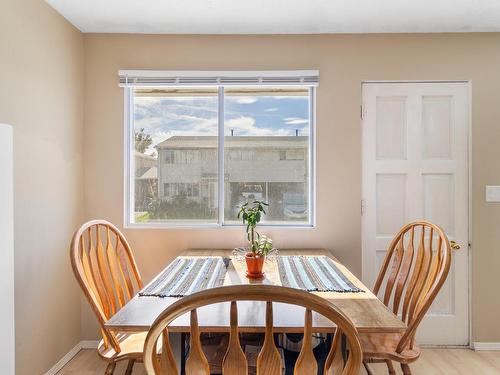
[277,256,363,293]
[139,257,228,298]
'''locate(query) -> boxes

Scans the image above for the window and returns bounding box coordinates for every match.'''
[131,87,218,223]
[123,71,317,227]
[285,150,305,160]
[171,183,200,197]
[223,88,311,224]
[164,150,174,164]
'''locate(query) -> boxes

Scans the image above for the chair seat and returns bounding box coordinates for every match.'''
[98,332,147,361]
[360,332,421,364]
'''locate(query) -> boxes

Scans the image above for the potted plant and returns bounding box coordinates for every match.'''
[237,200,273,278]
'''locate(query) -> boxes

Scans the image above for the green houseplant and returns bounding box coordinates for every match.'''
[238,200,272,277]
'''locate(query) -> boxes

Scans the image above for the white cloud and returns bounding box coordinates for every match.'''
[135,111,218,154]
[274,96,308,100]
[225,116,291,136]
[226,96,258,104]
[225,116,256,132]
[135,113,217,132]
[283,117,309,125]
[134,97,304,154]
[135,96,216,104]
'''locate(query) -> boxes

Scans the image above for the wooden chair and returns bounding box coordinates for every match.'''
[70,220,144,375]
[362,221,453,375]
[143,284,362,375]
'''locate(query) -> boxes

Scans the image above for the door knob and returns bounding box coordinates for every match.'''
[450,240,460,250]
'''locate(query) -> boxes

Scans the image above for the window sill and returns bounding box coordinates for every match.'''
[124,222,316,230]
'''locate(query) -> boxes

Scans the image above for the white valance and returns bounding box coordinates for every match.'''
[118,70,319,87]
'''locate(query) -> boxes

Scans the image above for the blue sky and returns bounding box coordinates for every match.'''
[134,94,309,154]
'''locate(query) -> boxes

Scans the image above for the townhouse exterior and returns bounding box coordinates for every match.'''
[136,135,309,221]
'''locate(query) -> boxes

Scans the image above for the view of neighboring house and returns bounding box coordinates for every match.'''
[134,151,157,211]
[152,135,309,221]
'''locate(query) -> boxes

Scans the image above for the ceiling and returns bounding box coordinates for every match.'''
[46,0,500,34]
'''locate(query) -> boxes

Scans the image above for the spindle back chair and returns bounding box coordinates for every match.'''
[143,284,362,375]
[70,220,144,375]
[363,221,453,375]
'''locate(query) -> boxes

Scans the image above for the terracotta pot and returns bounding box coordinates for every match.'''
[245,252,265,277]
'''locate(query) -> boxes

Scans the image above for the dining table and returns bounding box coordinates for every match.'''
[106,248,406,373]
[106,249,405,350]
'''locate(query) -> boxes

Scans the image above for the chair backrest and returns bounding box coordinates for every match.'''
[143,284,362,375]
[70,220,143,353]
[373,221,452,353]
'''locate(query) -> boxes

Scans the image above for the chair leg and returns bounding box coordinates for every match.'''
[104,362,116,375]
[363,361,375,375]
[125,359,135,375]
[385,359,396,375]
[401,363,412,375]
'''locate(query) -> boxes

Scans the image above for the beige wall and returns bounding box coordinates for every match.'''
[4,4,500,370]
[83,33,500,343]
[0,0,84,374]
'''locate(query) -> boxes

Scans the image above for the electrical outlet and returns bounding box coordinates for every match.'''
[485,186,500,202]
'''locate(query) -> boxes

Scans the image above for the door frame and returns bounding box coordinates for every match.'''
[360,80,472,347]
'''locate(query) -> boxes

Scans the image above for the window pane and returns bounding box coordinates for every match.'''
[132,88,218,223]
[223,88,310,224]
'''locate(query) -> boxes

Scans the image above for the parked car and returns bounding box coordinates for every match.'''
[283,192,307,219]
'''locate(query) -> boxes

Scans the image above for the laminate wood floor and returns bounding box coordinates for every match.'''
[58,348,500,374]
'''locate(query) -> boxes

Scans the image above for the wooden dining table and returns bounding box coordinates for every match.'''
[106,248,405,335]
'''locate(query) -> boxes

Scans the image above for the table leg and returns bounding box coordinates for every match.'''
[325,333,332,349]
[180,332,186,375]
[341,333,348,365]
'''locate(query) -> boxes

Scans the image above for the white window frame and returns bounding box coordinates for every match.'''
[123,71,317,229]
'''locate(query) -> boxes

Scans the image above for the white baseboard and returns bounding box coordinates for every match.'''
[473,342,500,351]
[81,340,100,349]
[420,344,471,349]
[44,343,84,375]
[44,340,100,375]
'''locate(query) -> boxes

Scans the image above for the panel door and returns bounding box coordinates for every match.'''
[362,82,469,345]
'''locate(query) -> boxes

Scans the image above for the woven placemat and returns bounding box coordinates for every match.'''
[139,257,228,297]
[277,256,363,293]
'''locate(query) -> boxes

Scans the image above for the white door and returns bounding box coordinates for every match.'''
[362,82,469,345]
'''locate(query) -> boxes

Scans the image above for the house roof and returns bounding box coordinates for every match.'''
[155,136,308,149]
[134,150,157,160]
[136,166,157,180]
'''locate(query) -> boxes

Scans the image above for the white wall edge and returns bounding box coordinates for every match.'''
[44,341,100,375]
[473,342,500,351]
[0,124,15,375]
